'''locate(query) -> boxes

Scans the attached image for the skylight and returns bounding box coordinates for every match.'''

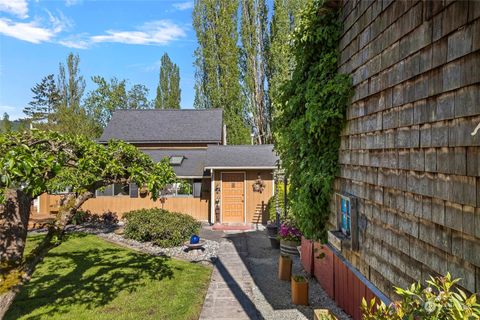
[170,156,184,166]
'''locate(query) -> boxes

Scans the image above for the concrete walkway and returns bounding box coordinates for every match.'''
[200,236,259,319]
[199,230,350,320]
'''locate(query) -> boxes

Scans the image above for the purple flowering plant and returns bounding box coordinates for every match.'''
[278,220,302,242]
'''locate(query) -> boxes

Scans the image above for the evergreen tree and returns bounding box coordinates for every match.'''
[267,0,301,118]
[23,74,61,125]
[193,0,250,144]
[240,0,270,144]
[1,113,12,133]
[155,53,181,109]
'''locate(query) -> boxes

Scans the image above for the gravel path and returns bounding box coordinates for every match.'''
[200,229,350,320]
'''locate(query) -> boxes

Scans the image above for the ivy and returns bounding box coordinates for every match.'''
[274,0,352,241]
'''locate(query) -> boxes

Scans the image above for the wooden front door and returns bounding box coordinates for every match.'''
[221,172,245,223]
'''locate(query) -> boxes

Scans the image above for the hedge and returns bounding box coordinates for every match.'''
[124,208,201,247]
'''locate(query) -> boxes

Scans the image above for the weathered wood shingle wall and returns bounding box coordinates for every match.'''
[334,0,480,298]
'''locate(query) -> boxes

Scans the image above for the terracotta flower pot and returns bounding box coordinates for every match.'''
[278,255,292,281]
[291,276,309,305]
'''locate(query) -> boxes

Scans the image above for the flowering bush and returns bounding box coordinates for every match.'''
[278,220,302,242]
[361,273,480,320]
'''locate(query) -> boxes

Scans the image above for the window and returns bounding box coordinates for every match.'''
[161,179,193,197]
[334,193,359,251]
[169,156,184,166]
[340,197,351,237]
[96,184,129,196]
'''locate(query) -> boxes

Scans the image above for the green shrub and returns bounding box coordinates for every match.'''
[361,273,480,320]
[124,208,201,247]
[266,182,292,222]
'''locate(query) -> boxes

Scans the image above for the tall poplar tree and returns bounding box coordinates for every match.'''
[193,0,250,144]
[240,0,270,144]
[155,53,181,109]
[56,53,100,137]
[267,0,301,117]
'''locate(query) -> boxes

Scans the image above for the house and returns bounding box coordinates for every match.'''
[299,1,480,320]
[35,109,278,225]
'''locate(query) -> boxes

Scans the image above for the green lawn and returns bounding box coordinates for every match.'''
[5,233,212,320]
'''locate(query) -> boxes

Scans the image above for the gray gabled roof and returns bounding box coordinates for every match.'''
[98,109,223,144]
[142,149,207,177]
[205,145,279,169]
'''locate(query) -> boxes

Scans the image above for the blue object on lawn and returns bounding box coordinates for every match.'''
[190,235,200,244]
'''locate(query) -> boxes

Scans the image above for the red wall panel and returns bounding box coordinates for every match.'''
[300,237,313,275]
[303,244,387,320]
[312,242,335,299]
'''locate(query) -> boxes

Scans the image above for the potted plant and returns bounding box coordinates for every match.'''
[278,220,301,255]
[266,220,280,249]
[278,254,292,281]
[291,275,309,305]
[314,309,337,320]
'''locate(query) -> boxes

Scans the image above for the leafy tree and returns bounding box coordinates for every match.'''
[58,53,85,113]
[128,84,150,110]
[84,76,128,127]
[155,53,181,109]
[274,0,352,241]
[193,0,250,144]
[85,77,152,127]
[240,0,271,144]
[0,130,176,315]
[0,113,12,133]
[55,53,100,137]
[23,74,61,126]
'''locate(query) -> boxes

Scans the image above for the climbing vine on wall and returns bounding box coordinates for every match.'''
[274,0,352,241]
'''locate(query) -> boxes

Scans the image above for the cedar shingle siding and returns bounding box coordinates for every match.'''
[334,0,480,298]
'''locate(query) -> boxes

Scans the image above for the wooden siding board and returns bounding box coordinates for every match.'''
[335,1,480,311]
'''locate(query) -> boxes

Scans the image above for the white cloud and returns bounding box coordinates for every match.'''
[0,10,71,44]
[90,20,186,46]
[0,0,28,19]
[58,33,89,49]
[0,18,56,43]
[65,0,82,7]
[172,1,193,11]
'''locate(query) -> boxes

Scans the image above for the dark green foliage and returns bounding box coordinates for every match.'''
[193,0,251,144]
[23,74,61,124]
[124,208,201,247]
[70,210,118,226]
[155,53,181,109]
[266,182,290,222]
[274,0,352,241]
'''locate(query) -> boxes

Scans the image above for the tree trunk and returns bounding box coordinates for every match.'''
[0,191,93,318]
[54,191,94,236]
[0,189,32,268]
[0,189,32,318]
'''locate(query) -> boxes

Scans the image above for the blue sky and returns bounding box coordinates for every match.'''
[0,0,198,120]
